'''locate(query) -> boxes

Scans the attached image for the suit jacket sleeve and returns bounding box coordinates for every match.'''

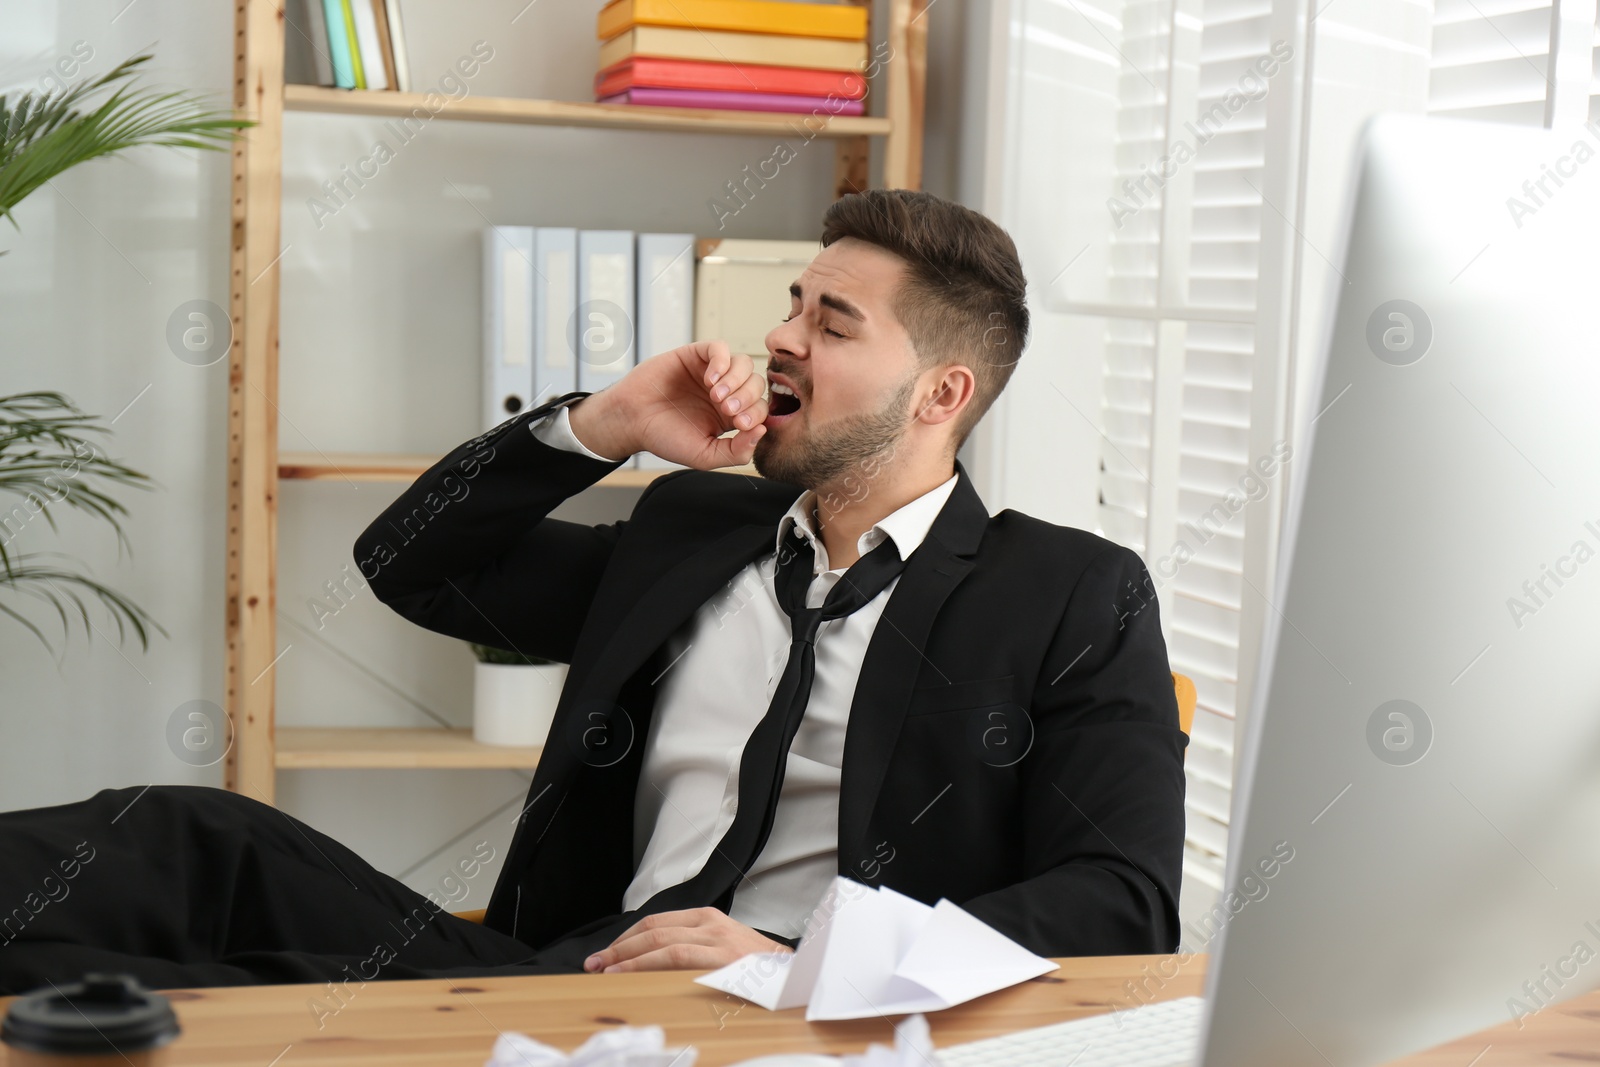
[957,544,1187,955]
[352,401,672,663]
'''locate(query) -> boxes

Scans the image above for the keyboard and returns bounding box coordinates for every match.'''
[935,995,1203,1067]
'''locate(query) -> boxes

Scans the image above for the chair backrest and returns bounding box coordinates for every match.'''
[1173,671,1196,747]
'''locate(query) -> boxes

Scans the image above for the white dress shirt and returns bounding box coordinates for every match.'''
[530,407,959,937]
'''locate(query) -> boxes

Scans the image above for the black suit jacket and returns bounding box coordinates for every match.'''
[353,393,1188,959]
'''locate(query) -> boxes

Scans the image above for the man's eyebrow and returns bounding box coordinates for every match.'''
[789,282,866,322]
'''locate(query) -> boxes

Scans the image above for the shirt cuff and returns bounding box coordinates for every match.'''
[530,403,621,463]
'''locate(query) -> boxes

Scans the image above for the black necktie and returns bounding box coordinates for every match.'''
[640,522,911,915]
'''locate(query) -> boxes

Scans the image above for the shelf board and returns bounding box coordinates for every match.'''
[284,84,891,138]
[277,451,757,485]
[275,727,541,770]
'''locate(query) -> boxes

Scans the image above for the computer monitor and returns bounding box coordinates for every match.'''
[1197,113,1600,1065]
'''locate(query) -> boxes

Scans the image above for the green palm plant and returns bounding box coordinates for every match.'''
[1,52,251,238]
[1,52,250,652]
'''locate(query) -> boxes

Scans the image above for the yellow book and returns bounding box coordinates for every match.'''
[598,0,868,42]
[599,25,868,72]
[339,0,366,88]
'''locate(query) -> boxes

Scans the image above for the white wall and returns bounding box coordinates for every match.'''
[0,0,992,903]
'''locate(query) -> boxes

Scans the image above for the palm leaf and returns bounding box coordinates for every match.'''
[0,552,168,655]
[0,391,163,653]
[0,52,251,233]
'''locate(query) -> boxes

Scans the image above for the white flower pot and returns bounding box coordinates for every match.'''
[472,661,567,747]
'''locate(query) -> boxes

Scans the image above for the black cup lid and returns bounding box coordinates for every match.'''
[1,973,180,1055]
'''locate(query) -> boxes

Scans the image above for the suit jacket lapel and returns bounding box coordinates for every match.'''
[572,520,779,708]
[837,460,991,870]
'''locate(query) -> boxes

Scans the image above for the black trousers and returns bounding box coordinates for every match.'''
[0,785,639,995]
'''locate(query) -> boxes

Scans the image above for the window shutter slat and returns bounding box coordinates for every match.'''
[1429,1,1555,123]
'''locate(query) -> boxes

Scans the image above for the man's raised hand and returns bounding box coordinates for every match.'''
[567,340,769,469]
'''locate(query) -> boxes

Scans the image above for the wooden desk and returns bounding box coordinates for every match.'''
[0,955,1203,1066]
[3,954,1597,1065]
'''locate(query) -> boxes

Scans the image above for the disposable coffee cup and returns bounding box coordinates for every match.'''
[2,973,179,1066]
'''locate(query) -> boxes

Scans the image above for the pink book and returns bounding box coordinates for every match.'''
[598,86,866,116]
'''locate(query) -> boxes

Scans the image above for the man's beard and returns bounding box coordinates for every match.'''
[751,372,918,490]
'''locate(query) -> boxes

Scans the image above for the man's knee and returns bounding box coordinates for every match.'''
[90,784,268,825]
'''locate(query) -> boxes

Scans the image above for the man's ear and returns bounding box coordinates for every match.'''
[914,364,977,429]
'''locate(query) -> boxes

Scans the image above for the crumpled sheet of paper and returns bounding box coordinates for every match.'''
[838,1013,937,1067]
[483,1024,697,1067]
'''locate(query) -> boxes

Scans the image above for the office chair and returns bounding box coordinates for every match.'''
[1173,670,1196,741]
[451,672,1198,926]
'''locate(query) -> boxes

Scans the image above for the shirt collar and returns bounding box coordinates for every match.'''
[774,471,961,575]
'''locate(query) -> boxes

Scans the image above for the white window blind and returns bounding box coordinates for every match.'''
[1077,0,1597,923]
[1428,0,1598,128]
[1082,0,1275,903]
[1096,0,1171,558]
[1428,0,1556,124]
[1173,0,1276,896]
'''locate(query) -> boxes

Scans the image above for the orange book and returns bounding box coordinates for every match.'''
[598,25,867,72]
[598,0,867,42]
[595,57,866,99]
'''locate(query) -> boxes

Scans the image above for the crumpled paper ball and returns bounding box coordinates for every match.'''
[484,1024,697,1067]
[838,1013,935,1067]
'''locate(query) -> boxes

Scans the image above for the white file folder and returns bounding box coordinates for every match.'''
[481,226,535,432]
[576,230,636,394]
[533,227,578,407]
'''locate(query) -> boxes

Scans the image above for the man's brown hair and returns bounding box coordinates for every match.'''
[820,189,1029,454]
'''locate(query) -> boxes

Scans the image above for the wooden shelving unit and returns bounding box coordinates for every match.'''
[275,728,541,770]
[226,0,928,803]
[284,83,893,137]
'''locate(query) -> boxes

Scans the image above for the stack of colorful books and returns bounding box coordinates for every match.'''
[285,0,410,91]
[594,0,869,116]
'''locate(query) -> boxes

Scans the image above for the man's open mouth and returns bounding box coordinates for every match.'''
[768,382,802,418]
